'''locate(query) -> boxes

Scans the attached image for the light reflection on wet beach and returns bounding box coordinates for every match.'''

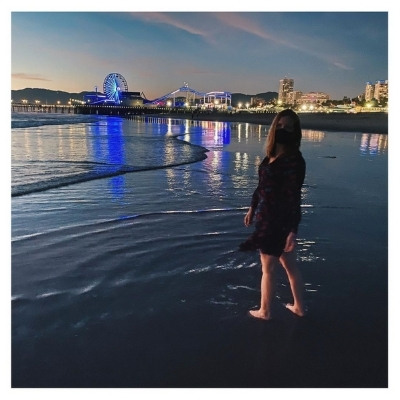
[12,114,387,388]
[360,132,388,156]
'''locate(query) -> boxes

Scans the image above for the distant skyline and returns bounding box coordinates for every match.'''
[11,10,388,101]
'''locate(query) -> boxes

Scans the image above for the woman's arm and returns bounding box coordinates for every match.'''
[244,206,254,227]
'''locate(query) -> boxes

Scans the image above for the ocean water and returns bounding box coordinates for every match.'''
[11,112,388,388]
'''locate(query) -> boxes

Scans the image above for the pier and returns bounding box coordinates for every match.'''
[10,103,388,134]
[11,103,76,114]
[74,104,213,116]
[11,103,201,116]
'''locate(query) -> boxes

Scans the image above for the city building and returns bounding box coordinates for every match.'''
[365,82,375,102]
[299,91,330,104]
[374,80,388,102]
[287,91,303,105]
[365,80,388,102]
[278,77,294,104]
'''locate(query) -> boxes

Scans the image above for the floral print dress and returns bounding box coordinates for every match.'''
[239,151,306,256]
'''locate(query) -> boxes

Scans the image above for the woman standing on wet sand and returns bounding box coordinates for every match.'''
[239,109,306,320]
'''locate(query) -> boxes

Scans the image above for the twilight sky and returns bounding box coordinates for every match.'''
[11,9,388,101]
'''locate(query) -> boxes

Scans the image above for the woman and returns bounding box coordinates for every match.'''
[239,109,306,320]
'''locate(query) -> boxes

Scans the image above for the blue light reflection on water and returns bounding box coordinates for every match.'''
[124,117,234,201]
[11,115,388,388]
[89,117,126,200]
[11,114,388,284]
[99,117,388,205]
[82,116,234,201]
[11,114,388,209]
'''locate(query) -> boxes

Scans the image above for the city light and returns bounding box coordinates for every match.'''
[10,75,388,114]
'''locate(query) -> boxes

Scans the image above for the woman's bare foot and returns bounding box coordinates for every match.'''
[248,309,271,320]
[285,303,305,317]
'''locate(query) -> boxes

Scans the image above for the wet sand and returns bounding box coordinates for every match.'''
[146,111,388,134]
[11,117,388,389]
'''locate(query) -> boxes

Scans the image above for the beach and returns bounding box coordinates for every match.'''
[11,113,388,388]
[146,110,388,134]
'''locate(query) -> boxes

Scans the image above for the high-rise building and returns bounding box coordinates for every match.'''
[365,82,375,102]
[374,80,388,101]
[365,80,388,102]
[278,77,294,104]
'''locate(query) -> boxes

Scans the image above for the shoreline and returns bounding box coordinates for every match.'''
[11,114,388,388]
[143,111,388,134]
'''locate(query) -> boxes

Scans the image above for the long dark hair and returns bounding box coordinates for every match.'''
[265,109,302,157]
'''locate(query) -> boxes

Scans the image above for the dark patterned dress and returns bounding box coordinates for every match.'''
[239,150,306,257]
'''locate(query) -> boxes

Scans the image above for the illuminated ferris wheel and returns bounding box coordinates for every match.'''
[103,73,128,104]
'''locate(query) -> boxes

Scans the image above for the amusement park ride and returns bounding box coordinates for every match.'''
[84,73,232,109]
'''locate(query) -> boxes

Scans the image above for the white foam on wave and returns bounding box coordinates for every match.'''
[72,281,101,295]
[36,290,65,299]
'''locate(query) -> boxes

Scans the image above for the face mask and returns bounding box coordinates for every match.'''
[275,128,294,145]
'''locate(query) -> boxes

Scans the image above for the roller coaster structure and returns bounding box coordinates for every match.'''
[149,82,231,108]
[84,74,231,108]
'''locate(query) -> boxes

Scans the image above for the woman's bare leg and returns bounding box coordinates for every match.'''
[249,252,277,320]
[279,250,305,316]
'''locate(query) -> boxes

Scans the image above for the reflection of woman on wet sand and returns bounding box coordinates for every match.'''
[240,109,306,320]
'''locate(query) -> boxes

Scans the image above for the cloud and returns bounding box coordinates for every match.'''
[214,13,279,42]
[12,73,52,82]
[333,62,354,71]
[129,12,214,42]
[128,12,355,71]
[213,13,300,49]
[213,13,354,71]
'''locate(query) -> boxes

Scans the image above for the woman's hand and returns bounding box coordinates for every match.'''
[244,207,254,227]
[284,231,297,252]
